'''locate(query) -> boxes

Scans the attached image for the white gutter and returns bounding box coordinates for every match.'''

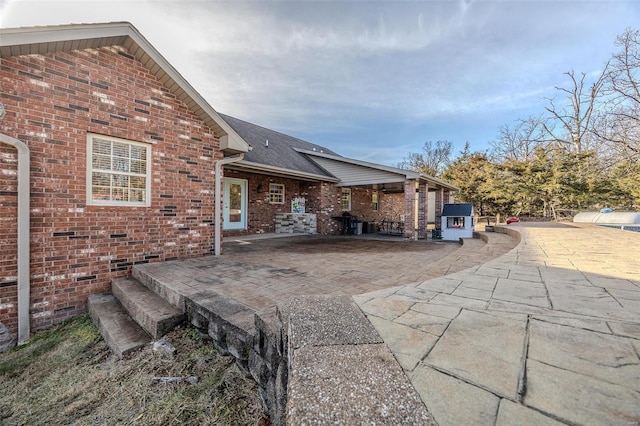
[0,133,30,344]
[214,153,244,256]
[227,160,340,183]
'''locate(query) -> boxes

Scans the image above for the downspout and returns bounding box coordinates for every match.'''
[414,181,419,241]
[0,133,30,345]
[214,153,244,256]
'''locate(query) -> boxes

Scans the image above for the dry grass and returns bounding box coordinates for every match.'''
[0,316,265,425]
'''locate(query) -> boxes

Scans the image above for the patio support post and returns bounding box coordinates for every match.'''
[214,153,244,256]
[418,182,428,239]
[435,188,443,230]
[403,179,417,240]
[0,133,30,345]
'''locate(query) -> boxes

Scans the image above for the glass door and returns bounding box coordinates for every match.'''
[223,178,247,230]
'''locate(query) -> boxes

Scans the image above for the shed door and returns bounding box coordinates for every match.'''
[223,178,247,230]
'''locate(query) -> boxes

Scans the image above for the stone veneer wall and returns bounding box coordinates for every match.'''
[275,213,317,234]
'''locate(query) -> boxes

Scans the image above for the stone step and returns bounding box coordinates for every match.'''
[112,276,185,339]
[87,293,150,359]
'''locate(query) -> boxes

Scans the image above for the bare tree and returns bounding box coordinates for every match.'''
[596,27,640,155]
[490,116,545,162]
[542,68,608,153]
[398,140,453,177]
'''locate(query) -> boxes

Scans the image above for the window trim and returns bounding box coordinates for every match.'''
[269,183,285,204]
[446,216,466,229]
[341,188,352,211]
[86,133,152,207]
[371,191,379,211]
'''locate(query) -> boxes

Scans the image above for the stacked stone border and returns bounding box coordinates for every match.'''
[133,264,288,423]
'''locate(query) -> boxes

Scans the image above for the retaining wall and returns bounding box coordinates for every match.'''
[185,293,289,424]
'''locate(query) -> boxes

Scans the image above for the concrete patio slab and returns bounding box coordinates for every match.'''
[366,315,439,371]
[495,399,564,426]
[283,295,382,348]
[528,319,640,389]
[356,223,640,426]
[424,309,528,400]
[288,343,434,425]
[524,359,640,425]
[410,365,500,426]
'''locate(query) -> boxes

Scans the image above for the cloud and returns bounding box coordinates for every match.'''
[1,0,638,164]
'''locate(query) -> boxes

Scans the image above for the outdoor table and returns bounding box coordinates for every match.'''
[381,220,404,235]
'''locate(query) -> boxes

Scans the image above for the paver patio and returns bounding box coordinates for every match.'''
[137,233,516,317]
[134,224,640,425]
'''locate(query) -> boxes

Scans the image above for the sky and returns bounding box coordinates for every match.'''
[1,0,639,166]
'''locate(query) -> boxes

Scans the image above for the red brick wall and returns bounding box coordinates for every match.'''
[377,192,405,223]
[0,46,223,334]
[311,182,340,234]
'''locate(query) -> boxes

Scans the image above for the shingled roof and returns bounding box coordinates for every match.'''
[220,114,460,191]
[220,114,338,179]
[442,203,474,217]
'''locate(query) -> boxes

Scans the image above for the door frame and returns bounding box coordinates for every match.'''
[223,177,248,230]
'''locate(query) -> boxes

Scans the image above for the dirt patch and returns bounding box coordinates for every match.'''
[0,317,264,425]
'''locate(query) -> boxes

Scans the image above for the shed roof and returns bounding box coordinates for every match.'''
[0,22,249,154]
[442,203,474,217]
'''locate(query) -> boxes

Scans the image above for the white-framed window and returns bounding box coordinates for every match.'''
[269,183,285,204]
[341,188,351,211]
[447,217,465,228]
[371,191,379,211]
[87,134,151,206]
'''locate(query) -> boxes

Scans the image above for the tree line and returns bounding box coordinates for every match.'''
[399,28,640,219]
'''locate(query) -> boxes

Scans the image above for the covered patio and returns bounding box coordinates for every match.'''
[219,115,460,239]
[294,148,460,239]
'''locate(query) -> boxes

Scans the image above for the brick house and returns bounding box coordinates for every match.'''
[0,22,251,343]
[219,114,457,237]
[0,22,457,344]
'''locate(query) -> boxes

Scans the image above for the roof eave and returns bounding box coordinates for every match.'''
[226,160,339,183]
[419,175,460,192]
[296,148,421,178]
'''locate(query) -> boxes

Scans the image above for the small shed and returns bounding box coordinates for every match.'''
[441,203,475,241]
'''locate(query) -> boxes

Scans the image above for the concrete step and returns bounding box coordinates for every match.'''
[112,277,185,339]
[87,293,151,359]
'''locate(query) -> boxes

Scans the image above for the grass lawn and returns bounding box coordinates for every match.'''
[0,316,264,425]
